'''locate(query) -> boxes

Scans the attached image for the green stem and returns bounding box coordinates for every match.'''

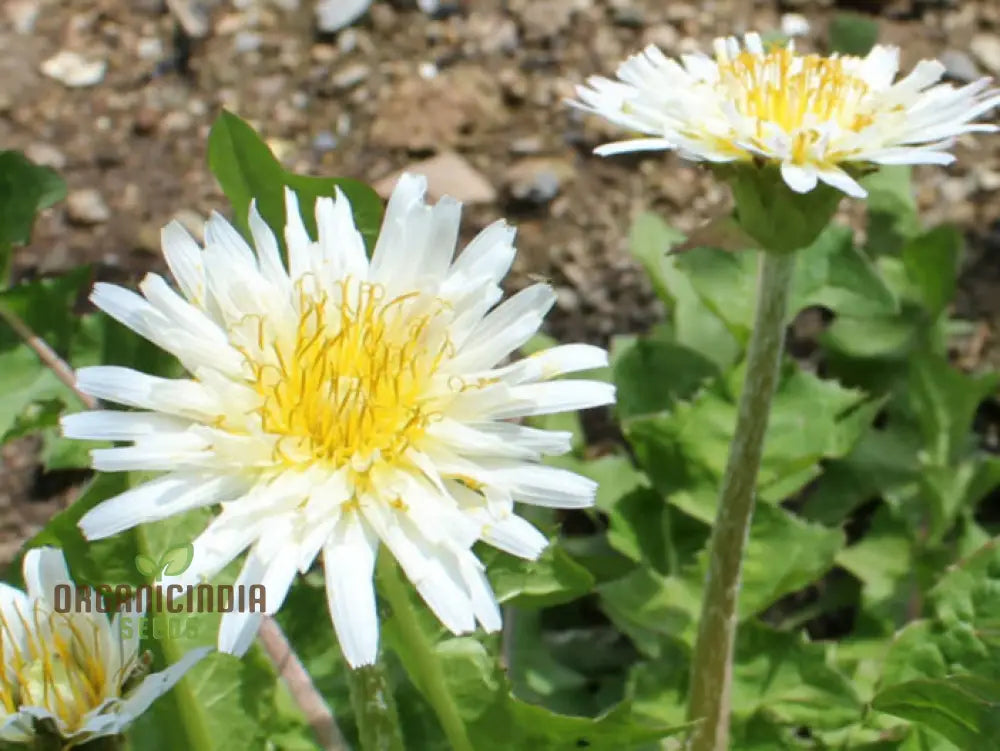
[686,250,796,751]
[378,556,474,751]
[348,663,405,751]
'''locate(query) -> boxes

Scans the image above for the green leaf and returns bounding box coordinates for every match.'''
[901,226,961,316]
[906,351,1000,465]
[626,211,686,305]
[0,268,91,442]
[606,487,675,574]
[207,110,383,251]
[627,213,740,369]
[828,12,879,55]
[625,367,870,523]
[613,336,719,420]
[731,622,863,730]
[863,166,920,257]
[630,622,862,734]
[872,676,1000,749]
[793,224,898,317]
[483,544,595,609]
[0,150,66,248]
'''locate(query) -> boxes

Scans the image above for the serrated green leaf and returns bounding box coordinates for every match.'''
[906,351,999,466]
[627,213,740,370]
[626,367,869,522]
[207,110,382,251]
[872,676,1000,749]
[901,226,961,316]
[613,336,719,420]
[483,544,595,609]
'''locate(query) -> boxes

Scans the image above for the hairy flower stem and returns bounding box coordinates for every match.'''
[378,556,474,751]
[686,250,796,751]
[348,662,405,751]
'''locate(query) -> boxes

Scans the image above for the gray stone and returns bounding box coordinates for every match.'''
[66,190,110,225]
[940,49,980,82]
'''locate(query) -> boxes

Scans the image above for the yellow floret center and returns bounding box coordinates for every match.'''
[716,46,874,160]
[247,278,452,469]
[0,601,130,733]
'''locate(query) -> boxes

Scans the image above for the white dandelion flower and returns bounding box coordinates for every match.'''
[572,32,1000,197]
[0,547,208,744]
[62,175,615,668]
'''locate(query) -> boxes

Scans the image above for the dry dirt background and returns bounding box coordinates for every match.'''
[1,0,1000,567]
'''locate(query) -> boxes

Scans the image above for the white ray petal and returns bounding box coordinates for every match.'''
[323,514,379,668]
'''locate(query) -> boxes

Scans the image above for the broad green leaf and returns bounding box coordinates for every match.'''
[627,213,740,369]
[626,211,686,305]
[483,544,595,609]
[606,488,674,574]
[872,676,1000,749]
[828,12,879,55]
[901,226,960,316]
[631,622,862,734]
[207,110,383,251]
[598,564,701,656]
[0,268,91,441]
[673,247,756,340]
[863,166,920,257]
[613,336,719,420]
[730,622,862,730]
[836,505,914,606]
[823,314,919,359]
[626,367,870,522]
[793,224,898,317]
[905,351,999,466]
[735,503,843,618]
[0,150,65,248]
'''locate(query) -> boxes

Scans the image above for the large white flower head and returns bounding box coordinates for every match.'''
[62,175,615,668]
[0,548,207,744]
[572,32,1000,197]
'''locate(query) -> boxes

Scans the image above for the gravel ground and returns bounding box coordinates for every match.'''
[2,0,1000,566]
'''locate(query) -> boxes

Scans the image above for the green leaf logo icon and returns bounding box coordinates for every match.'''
[135,553,158,578]
[134,544,195,580]
[160,543,195,576]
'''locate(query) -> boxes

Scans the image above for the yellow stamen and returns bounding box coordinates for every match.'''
[717,46,873,163]
[241,277,452,470]
[0,598,131,733]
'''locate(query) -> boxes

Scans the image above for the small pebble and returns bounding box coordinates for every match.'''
[40,51,106,88]
[66,189,111,225]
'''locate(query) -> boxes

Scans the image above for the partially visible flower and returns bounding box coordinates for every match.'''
[62,175,615,668]
[0,547,208,745]
[572,32,1000,197]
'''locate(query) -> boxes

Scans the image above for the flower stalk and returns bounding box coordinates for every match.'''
[377,555,474,751]
[686,249,796,751]
[348,663,405,751]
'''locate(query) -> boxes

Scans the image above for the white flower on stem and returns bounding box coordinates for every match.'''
[0,547,208,745]
[571,32,1000,197]
[62,175,615,668]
